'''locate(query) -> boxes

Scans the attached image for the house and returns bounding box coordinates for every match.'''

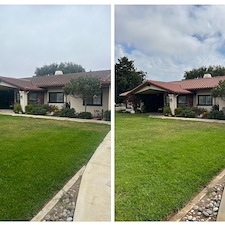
[120,74,225,115]
[0,70,111,117]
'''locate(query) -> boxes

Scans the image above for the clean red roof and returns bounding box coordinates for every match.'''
[170,75,225,90]
[120,75,225,96]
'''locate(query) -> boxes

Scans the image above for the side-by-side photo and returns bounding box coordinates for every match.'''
[115,5,225,222]
[0,5,111,222]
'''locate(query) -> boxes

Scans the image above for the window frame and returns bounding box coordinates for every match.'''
[28,92,37,104]
[49,92,64,103]
[177,95,187,108]
[83,93,103,106]
[198,95,213,106]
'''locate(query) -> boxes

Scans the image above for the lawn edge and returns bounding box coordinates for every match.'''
[31,166,85,221]
[166,167,225,221]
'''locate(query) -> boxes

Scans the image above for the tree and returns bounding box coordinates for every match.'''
[63,75,101,112]
[211,80,225,101]
[184,65,225,80]
[115,57,146,103]
[34,62,85,76]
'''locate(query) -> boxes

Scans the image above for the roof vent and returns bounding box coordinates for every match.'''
[203,73,212,78]
[55,70,63,75]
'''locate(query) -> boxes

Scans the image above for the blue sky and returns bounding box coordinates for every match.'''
[115,5,225,81]
[0,5,110,78]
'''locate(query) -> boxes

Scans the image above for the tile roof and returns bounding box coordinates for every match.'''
[120,75,225,96]
[170,75,225,90]
[0,70,111,91]
[0,76,44,91]
[25,70,111,88]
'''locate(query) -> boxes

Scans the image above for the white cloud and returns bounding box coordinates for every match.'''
[115,5,225,81]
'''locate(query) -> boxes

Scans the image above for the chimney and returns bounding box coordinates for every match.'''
[203,74,212,78]
[55,70,63,75]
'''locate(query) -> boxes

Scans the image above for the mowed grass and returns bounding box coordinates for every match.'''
[0,115,110,221]
[115,113,225,221]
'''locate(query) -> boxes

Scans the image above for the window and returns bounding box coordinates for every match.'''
[198,95,212,106]
[177,95,187,107]
[165,95,170,106]
[85,94,102,106]
[49,92,64,103]
[16,92,20,103]
[28,93,37,104]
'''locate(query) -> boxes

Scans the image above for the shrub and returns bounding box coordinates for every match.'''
[31,104,48,115]
[77,112,92,119]
[25,103,35,114]
[175,106,185,117]
[59,108,76,118]
[13,103,23,114]
[47,105,59,116]
[163,106,171,116]
[103,110,111,121]
[207,109,225,120]
[180,107,197,118]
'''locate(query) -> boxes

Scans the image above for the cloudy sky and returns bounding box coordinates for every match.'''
[0,5,110,78]
[115,5,225,81]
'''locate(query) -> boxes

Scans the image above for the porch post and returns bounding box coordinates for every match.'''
[168,94,177,115]
[108,86,111,110]
[19,91,28,113]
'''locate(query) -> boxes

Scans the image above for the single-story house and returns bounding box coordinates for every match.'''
[0,70,111,117]
[120,74,225,115]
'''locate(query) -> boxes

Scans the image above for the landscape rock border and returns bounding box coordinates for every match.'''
[31,166,85,221]
[167,168,225,222]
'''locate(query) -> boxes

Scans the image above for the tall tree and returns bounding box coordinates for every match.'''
[115,57,146,103]
[211,80,225,101]
[184,65,225,80]
[63,76,101,112]
[34,62,85,76]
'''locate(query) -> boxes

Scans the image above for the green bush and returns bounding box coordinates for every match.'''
[175,106,185,117]
[77,112,92,119]
[25,103,35,114]
[13,103,23,114]
[207,109,225,120]
[59,108,76,118]
[31,104,48,115]
[180,107,197,118]
[163,106,171,116]
[103,110,111,121]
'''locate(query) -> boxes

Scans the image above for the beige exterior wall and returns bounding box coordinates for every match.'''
[68,86,110,116]
[194,89,215,111]
[19,91,28,112]
[44,86,110,116]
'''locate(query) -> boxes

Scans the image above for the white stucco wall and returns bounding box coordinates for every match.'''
[68,86,110,116]
[194,90,215,111]
[168,94,177,115]
[44,86,110,116]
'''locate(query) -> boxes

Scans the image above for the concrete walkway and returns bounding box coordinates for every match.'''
[74,131,111,221]
[149,113,225,124]
[0,109,110,125]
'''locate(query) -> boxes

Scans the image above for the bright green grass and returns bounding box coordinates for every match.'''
[115,113,225,221]
[0,115,110,221]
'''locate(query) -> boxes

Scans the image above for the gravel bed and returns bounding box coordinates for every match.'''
[42,176,82,222]
[180,175,225,222]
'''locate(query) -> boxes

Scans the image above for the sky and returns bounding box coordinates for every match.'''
[0,5,111,78]
[115,5,225,81]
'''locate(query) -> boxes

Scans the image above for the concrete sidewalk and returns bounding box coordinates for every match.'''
[0,109,110,125]
[73,131,111,221]
[149,113,225,124]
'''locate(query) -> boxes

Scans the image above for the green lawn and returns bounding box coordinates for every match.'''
[0,115,110,221]
[115,113,225,221]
